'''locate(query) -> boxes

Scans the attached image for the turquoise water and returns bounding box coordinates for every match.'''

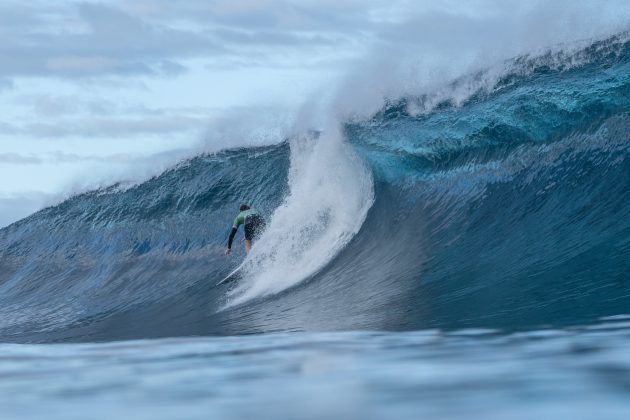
[2,317,630,419]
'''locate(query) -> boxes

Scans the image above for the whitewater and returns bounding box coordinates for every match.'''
[2,2,630,418]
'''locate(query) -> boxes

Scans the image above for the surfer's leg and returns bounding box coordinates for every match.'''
[244,222,253,253]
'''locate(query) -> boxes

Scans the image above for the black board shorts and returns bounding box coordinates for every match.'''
[244,214,266,241]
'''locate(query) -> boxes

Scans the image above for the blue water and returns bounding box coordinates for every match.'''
[2,318,630,419]
[1,35,630,418]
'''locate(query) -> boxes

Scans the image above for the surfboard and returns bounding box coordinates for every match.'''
[216,261,246,286]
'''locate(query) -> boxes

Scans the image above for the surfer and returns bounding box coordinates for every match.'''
[225,204,266,255]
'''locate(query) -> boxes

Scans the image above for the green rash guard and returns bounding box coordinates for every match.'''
[233,208,259,227]
[227,208,263,249]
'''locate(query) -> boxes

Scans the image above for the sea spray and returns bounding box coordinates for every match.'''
[227,124,374,306]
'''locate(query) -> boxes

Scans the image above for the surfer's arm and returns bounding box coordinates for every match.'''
[227,225,238,250]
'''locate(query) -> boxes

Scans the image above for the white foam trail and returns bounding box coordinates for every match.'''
[226,122,374,306]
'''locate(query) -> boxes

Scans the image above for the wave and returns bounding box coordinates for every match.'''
[1,35,630,343]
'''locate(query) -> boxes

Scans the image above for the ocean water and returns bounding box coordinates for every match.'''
[2,317,630,419]
[1,30,630,419]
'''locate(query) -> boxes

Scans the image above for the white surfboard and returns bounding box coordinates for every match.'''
[216,261,246,286]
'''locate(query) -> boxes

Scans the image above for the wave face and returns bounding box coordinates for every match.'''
[1,36,630,343]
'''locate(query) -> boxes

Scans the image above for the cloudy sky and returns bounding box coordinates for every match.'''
[1,0,629,227]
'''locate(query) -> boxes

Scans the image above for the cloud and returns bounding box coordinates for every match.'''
[12,94,115,117]
[0,78,13,92]
[3,93,223,139]
[0,113,208,139]
[0,153,42,164]
[0,0,377,82]
[0,121,18,135]
[123,0,379,34]
[2,0,629,85]
[0,2,221,80]
[11,94,210,118]
[17,115,208,138]
[0,191,51,228]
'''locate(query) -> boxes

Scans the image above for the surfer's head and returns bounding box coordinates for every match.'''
[239,204,250,211]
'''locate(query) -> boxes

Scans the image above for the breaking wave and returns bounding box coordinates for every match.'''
[1,35,630,342]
